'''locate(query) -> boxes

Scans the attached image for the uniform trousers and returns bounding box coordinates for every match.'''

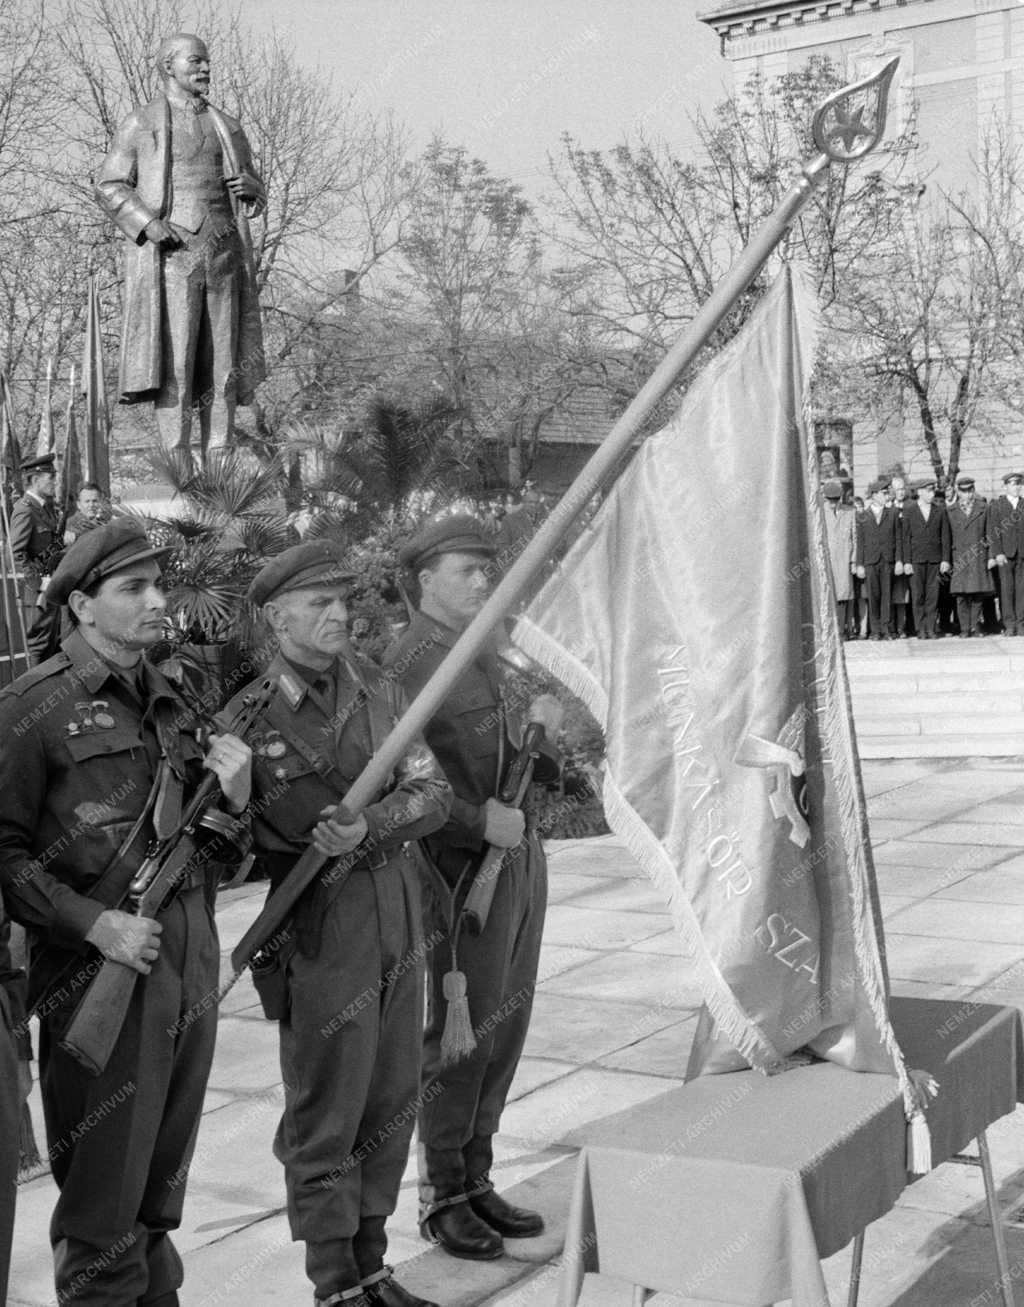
[997,557,1024,633]
[0,986,18,1305]
[909,562,941,637]
[275,858,424,1298]
[863,563,892,636]
[39,888,217,1306]
[155,217,243,452]
[419,833,547,1211]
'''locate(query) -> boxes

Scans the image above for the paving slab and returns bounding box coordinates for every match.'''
[889,898,1024,945]
[539,950,704,1011]
[871,840,1015,872]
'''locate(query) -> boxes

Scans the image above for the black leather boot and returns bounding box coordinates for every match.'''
[423,1201,504,1260]
[469,1189,544,1238]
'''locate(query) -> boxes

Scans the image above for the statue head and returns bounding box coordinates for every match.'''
[156,33,211,99]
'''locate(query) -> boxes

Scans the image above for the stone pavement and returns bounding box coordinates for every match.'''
[11,755,1024,1306]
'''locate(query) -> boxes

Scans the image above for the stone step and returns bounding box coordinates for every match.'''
[857,734,1023,759]
[841,638,1023,757]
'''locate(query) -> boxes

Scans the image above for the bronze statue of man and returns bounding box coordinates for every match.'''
[95,33,266,458]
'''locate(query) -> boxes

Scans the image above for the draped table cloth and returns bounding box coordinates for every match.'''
[559,998,1024,1306]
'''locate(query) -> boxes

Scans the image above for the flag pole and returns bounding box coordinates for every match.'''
[230,59,901,971]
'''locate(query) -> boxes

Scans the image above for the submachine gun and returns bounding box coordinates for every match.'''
[59,678,276,1074]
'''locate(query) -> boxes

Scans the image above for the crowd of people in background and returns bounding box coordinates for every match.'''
[822,470,1024,640]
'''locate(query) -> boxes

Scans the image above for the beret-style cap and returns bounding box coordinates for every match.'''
[46,518,173,607]
[248,540,357,606]
[910,477,936,490]
[397,514,496,570]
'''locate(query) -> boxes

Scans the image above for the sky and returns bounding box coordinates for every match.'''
[242,0,732,197]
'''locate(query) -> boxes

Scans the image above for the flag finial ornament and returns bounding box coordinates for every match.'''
[811,57,900,164]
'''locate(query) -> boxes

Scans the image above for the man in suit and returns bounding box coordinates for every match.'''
[95,33,265,456]
[987,472,1024,635]
[889,475,914,637]
[901,477,951,639]
[949,475,993,637]
[854,478,903,639]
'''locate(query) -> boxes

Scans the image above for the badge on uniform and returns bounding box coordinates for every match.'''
[256,729,287,760]
[92,700,116,729]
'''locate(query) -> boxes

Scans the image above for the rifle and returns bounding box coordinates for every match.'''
[461,722,545,936]
[59,678,276,1075]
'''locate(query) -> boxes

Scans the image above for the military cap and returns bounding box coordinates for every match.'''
[47,517,173,607]
[821,479,843,499]
[956,476,975,490]
[866,478,887,495]
[21,453,55,474]
[1003,471,1024,483]
[248,540,357,606]
[910,477,936,491]
[397,514,496,571]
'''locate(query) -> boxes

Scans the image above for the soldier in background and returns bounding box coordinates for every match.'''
[949,475,993,637]
[987,471,1024,635]
[63,482,107,547]
[9,454,63,664]
[821,480,855,635]
[901,477,951,639]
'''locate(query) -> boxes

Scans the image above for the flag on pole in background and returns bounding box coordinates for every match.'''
[82,277,111,497]
[515,266,915,1106]
[36,357,54,457]
[57,363,82,526]
[0,372,21,492]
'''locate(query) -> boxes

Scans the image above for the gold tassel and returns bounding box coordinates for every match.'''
[440,970,477,1066]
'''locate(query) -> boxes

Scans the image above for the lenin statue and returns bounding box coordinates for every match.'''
[95,33,266,459]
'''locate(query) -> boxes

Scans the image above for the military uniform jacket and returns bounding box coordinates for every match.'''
[224,650,451,874]
[0,629,235,997]
[949,498,994,594]
[901,502,952,565]
[987,496,1024,561]
[855,506,902,567]
[382,612,560,887]
[9,492,60,586]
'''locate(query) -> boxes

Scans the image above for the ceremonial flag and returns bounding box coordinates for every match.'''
[82,277,111,497]
[516,267,913,1098]
[36,357,54,457]
[57,363,82,525]
[0,371,21,491]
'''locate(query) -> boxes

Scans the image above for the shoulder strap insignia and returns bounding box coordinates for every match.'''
[2,650,73,698]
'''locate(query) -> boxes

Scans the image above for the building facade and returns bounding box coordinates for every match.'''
[700,0,1024,495]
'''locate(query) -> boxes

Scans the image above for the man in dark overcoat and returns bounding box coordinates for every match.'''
[987,471,1024,635]
[949,475,993,637]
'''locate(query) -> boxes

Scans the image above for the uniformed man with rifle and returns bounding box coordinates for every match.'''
[0,518,254,1307]
[222,540,452,1307]
[384,516,563,1262]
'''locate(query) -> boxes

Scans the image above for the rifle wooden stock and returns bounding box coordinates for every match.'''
[58,680,275,1075]
[57,954,138,1076]
[461,723,544,936]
